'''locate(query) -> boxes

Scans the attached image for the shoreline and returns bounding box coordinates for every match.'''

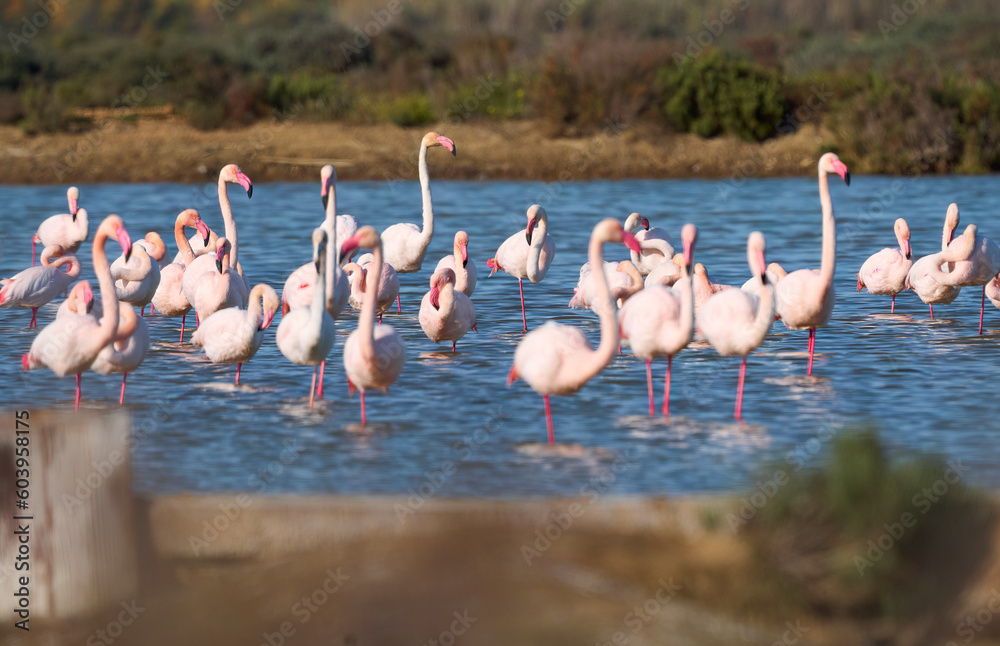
[2,117,839,185]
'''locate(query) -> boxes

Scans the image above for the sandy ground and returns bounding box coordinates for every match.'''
[0,116,829,184]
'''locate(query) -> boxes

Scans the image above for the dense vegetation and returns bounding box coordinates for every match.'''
[2,0,999,173]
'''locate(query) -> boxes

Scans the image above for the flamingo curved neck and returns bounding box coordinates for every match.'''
[247,286,265,328]
[115,247,151,281]
[818,169,836,287]
[417,142,434,251]
[93,231,120,348]
[324,180,338,313]
[50,255,82,279]
[358,243,383,362]
[526,215,548,283]
[176,219,198,265]
[453,241,469,292]
[218,176,239,269]
[116,304,137,341]
[678,266,695,344]
[437,282,456,319]
[577,233,618,383]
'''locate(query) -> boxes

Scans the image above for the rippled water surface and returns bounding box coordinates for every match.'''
[1,175,998,496]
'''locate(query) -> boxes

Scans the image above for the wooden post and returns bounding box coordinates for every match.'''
[1,409,137,622]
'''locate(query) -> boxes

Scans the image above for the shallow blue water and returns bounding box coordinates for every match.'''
[0,174,997,496]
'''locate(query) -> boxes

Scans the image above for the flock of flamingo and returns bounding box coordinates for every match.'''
[1,135,997,443]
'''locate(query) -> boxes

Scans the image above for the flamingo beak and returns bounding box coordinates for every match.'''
[487,257,499,277]
[622,230,641,254]
[506,364,518,387]
[69,198,79,218]
[117,227,133,262]
[641,217,649,230]
[436,135,456,156]
[756,249,768,284]
[526,218,536,246]
[430,285,441,309]
[236,170,253,198]
[683,239,693,269]
[83,283,94,312]
[832,160,851,186]
[460,243,468,268]
[260,309,276,330]
[195,219,211,246]
[340,234,362,260]
[215,244,226,273]
[903,240,912,260]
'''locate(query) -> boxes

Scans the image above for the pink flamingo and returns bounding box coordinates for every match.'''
[344,259,399,324]
[277,229,337,408]
[90,303,150,405]
[1,244,82,327]
[624,212,675,276]
[857,218,912,313]
[380,131,456,310]
[341,227,407,424]
[136,232,168,269]
[619,224,697,416]
[905,203,962,319]
[419,267,476,352]
[569,260,643,309]
[644,254,685,288]
[23,215,132,411]
[697,232,776,420]
[775,153,851,376]
[193,284,279,385]
[57,280,98,319]
[189,238,244,323]
[32,187,86,266]
[151,210,212,340]
[434,230,476,296]
[487,205,555,331]
[741,263,786,295]
[112,235,161,315]
[507,218,640,444]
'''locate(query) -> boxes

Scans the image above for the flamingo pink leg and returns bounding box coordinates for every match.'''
[929,304,934,319]
[29,308,38,328]
[317,361,325,399]
[31,238,36,267]
[980,285,986,335]
[74,373,81,411]
[151,303,155,315]
[735,356,747,420]
[891,294,895,314]
[543,394,554,445]
[235,363,242,386]
[309,366,317,408]
[452,341,457,353]
[518,277,527,331]
[663,355,672,417]
[119,373,127,406]
[180,313,186,341]
[396,293,401,313]
[379,313,382,325]
[360,390,367,425]
[807,328,816,376]
[645,359,654,416]
[195,312,200,327]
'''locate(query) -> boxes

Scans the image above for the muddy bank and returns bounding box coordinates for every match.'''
[0,117,830,184]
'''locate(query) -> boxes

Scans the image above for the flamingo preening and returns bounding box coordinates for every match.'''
[488,205,555,331]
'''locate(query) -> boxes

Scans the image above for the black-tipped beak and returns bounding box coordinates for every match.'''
[246,185,253,199]
[72,212,77,223]
[525,231,532,246]
[216,259,222,272]
[322,193,329,210]
[462,258,468,268]
[203,233,210,246]
[450,145,457,157]
[844,172,851,187]
[125,247,132,263]
[314,259,321,274]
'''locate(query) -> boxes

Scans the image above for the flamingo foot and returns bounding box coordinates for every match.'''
[807,328,816,377]
[317,360,325,400]
[543,394,554,445]
[360,390,367,425]
[235,363,242,386]
[396,293,401,313]
[74,373,81,412]
[518,277,527,331]
[735,356,747,420]
[119,372,127,406]
[663,355,672,417]
[347,376,356,396]
[645,359,654,416]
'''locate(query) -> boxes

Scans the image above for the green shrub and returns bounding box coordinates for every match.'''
[266,73,354,120]
[445,73,525,122]
[656,49,788,141]
[19,86,71,134]
[381,93,435,127]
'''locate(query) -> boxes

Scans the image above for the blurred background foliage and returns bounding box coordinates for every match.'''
[1,0,999,172]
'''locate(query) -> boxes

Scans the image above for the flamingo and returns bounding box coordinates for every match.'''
[57,280,97,319]
[619,224,697,416]
[775,153,851,376]
[172,227,221,263]
[741,263,786,295]
[697,232,776,420]
[569,260,643,309]
[90,303,150,405]
[151,209,212,340]
[380,131,456,274]
[344,260,399,324]
[341,226,407,424]
[23,215,132,411]
[190,238,244,323]
[1,244,81,327]
[193,283,279,385]
[111,235,161,315]
[419,267,476,352]
[32,187,86,266]
[434,230,476,296]
[136,232,168,269]
[644,254,685,288]
[281,165,349,318]
[856,218,913,313]
[905,203,962,319]
[277,229,337,408]
[507,218,641,444]
[624,212,675,275]
[487,205,555,331]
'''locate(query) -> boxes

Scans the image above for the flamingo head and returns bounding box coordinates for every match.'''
[321,164,336,209]
[195,219,211,247]
[80,281,95,313]
[820,152,850,186]
[423,132,456,156]
[747,231,767,284]
[103,216,133,263]
[525,205,546,245]
[486,257,499,276]
[945,203,960,243]
[340,226,379,260]
[681,223,698,269]
[68,186,80,218]
[429,268,456,309]
[621,229,641,254]
[214,237,229,273]
[894,218,912,259]
[455,231,470,268]
[222,164,253,199]
[641,217,649,230]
